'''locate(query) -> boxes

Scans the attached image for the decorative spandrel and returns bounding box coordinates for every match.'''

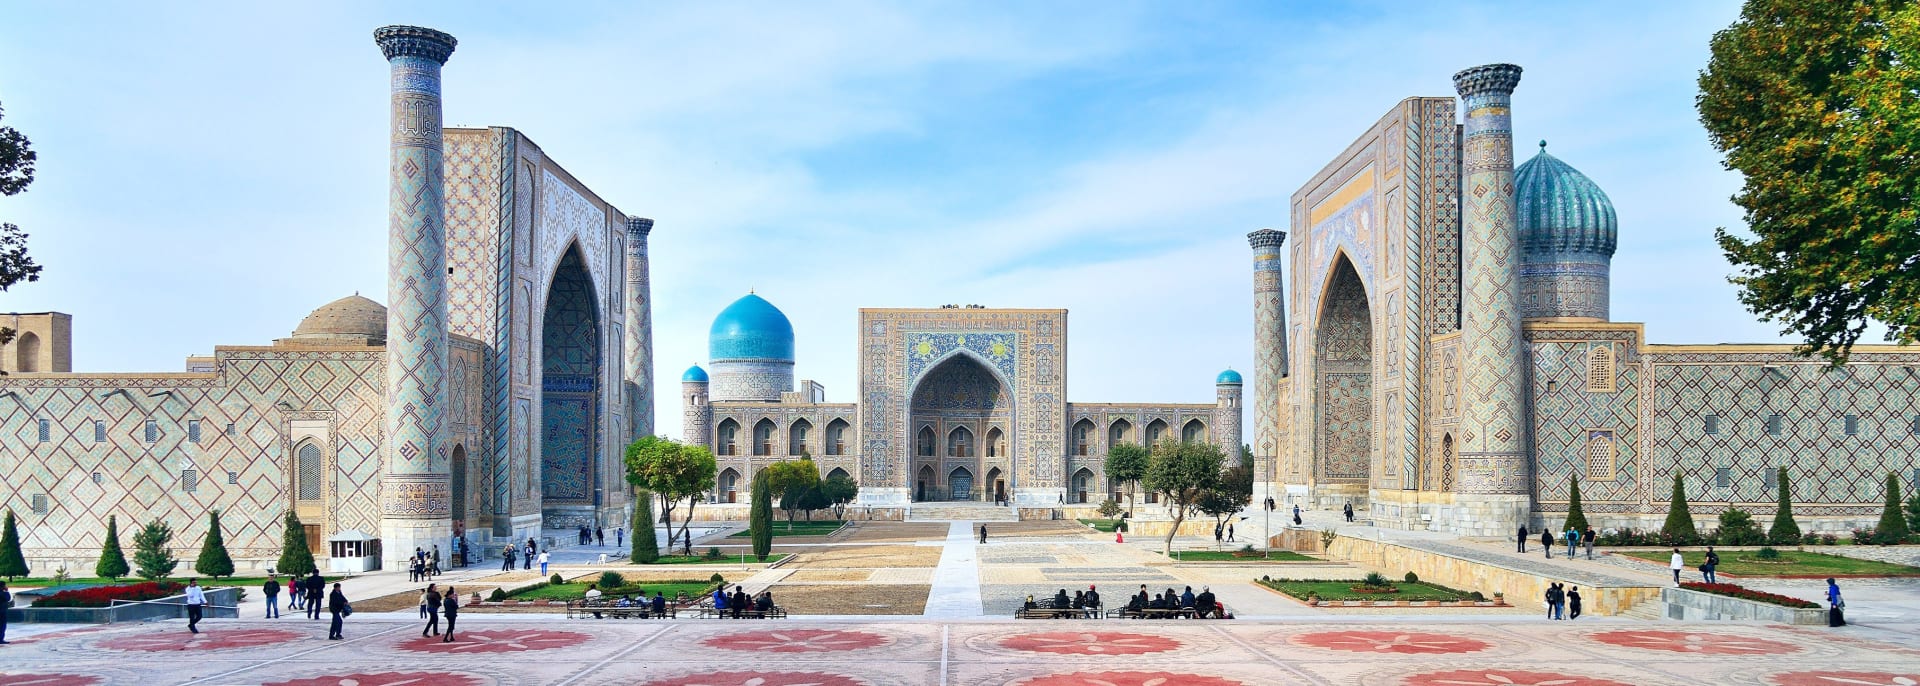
[906,332,1018,385]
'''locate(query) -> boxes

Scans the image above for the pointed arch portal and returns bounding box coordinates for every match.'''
[540,244,602,507]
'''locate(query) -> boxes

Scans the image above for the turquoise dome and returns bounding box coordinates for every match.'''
[1216,369,1242,384]
[708,293,795,361]
[1515,141,1618,257]
[682,364,708,382]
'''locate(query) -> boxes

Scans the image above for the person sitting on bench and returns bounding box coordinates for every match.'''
[755,590,774,613]
[1180,586,1195,608]
[1052,589,1072,610]
[1024,594,1039,610]
[1086,585,1101,610]
[651,591,668,618]
[1194,587,1217,618]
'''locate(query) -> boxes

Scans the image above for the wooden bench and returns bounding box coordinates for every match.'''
[566,599,679,619]
[1016,606,1101,619]
[1110,606,1199,619]
[696,606,789,619]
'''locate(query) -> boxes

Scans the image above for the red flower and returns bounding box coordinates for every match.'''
[1679,582,1819,609]
[33,582,186,609]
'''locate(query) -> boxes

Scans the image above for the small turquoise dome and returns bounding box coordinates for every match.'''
[1216,369,1242,385]
[1515,141,1618,257]
[709,293,795,361]
[682,364,708,382]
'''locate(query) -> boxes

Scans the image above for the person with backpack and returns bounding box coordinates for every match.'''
[327,583,349,640]
[1703,547,1720,584]
[1568,586,1584,620]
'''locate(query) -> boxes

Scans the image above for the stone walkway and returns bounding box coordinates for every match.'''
[923,521,984,618]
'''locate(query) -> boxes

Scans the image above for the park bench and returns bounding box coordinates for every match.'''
[565,598,679,619]
[1015,606,1101,619]
[696,605,789,619]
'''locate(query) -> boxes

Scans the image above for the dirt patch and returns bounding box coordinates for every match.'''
[786,570,873,582]
[787,546,942,569]
[983,521,1095,537]
[835,522,952,544]
[767,584,929,615]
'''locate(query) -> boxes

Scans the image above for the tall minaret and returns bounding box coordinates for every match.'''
[1212,370,1244,464]
[375,25,457,563]
[624,217,655,442]
[1247,228,1288,527]
[681,365,712,452]
[1452,63,1529,535]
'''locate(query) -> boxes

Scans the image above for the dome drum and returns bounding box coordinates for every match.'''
[1515,142,1616,321]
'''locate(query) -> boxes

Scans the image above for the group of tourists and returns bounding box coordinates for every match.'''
[501,538,552,574]
[1517,524,1597,560]
[259,571,347,638]
[1667,546,1723,585]
[582,584,674,617]
[416,583,461,642]
[1542,583,1582,620]
[1125,584,1224,618]
[408,546,443,582]
[574,526,622,547]
[1026,585,1104,612]
[710,585,776,617]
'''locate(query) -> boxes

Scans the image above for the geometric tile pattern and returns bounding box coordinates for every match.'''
[1528,334,1642,510]
[540,248,600,505]
[1248,229,1287,499]
[1452,63,1528,497]
[623,218,655,443]
[1316,257,1372,483]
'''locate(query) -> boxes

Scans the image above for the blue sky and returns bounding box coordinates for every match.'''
[2,1,1782,439]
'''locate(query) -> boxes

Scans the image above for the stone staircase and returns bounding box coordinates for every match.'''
[1618,593,1667,621]
[907,503,1021,522]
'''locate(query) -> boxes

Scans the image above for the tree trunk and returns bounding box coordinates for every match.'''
[1162,493,1185,557]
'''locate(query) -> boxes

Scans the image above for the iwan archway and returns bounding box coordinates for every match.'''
[540,244,603,525]
[1315,253,1373,501]
[907,352,1013,502]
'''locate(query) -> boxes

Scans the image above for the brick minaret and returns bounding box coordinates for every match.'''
[375,25,457,564]
[1452,63,1529,534]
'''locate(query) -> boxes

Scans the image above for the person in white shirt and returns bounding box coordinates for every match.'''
[184,578,208,633]
[1669,547,1686,586]
[584,583,604,618]
[538,550,550,576]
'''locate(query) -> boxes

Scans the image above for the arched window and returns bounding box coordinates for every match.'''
[753,418,777,456]
[1440,433,1456,492]
[15,331,39,372]
[825,467,851,482]
[917,426,936,456]
[1584,430,1616,480]
[295,442,322,502]
[1073,419,1095,456]
[985,427,1005,458]
[948,426,973,457]
[1182,419,1206,443]
[826,418,850,456]
[717,419,740,456]
[1109,419,1133,447]
[718,468,741,504]
[789,419,812,456]
[450,445,467,521]
[1587,344,1616,392]
[1072,467,1095,504]
[1145,419,1168,445]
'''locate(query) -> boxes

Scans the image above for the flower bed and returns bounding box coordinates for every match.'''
[1678,582,1818,609]
[33,581,185,608]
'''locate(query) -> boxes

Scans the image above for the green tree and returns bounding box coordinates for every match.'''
[1565,474,1589,533]
[1905,488,1920,536]
[1769,467,1802,545]
[1661,473,1699,545]
[624,435,717,555]
[96,514,130,579]
[1143,438,1226,556]
[1717,507,1766,546]
[275,511,316,577]
[1697,0,1920,363]
[1877,472,1911,544]
[1198,459,1254,531]
[631,490,660,563]
[765,459,822,526]
[1105,442,1150,515]
[193,509,235,578]
[749,472,773,561]
[132,518,178,580]
[0,509,28,579]
[821,474,858,519]
[0,102,44,353]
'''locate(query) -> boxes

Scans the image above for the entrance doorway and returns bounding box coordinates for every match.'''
[949,467,974,501]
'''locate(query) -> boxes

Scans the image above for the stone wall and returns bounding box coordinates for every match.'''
[1660,586,1824,624]
[1288,530,1663,616]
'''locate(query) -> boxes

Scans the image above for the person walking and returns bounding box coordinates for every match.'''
[502,545,516,571]
[0,580,11,645]
[420,585,441,637]
[1703,547,1720,584]
[1214,523,1223,545]
[979,524,988,544]
[440,586,459,642]
[183,579,207,633]
[1227,522,1235,542]
[1827,576,1843,626]
[1568,586,1583,620]
[538,550,550,576]
[616,527,624,548]
[263,574,282,619]
[1343,502,1354,523]
[1541,530,1555,559]
[1669,547,1685,586]
[1518,524,1529,553]
[596,527,605,546]
[305,571,325,620]
[429,546,442,577]
[1565,526,1579,559]
[327,583,347,640]
[1583,526,1596,560]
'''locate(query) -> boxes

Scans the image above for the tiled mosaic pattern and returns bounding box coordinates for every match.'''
[1452,63,1527,496]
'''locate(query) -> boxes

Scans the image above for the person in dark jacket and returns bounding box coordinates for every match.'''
[1085,586,1101,610]
[1540,530,1555,559]
[1568,586,1583,620]
[262,575,282,619]
[327,583,347,640]
[1,580,12,644]
[651,591,668,618]
[420,585,441,637]
[1517,524,1529,553]
[441,586,459,642]
[305,571,325,620]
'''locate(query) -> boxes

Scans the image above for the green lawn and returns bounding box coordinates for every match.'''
[726,521,846,538]
[632,553,789,565]
[1260,579,1477,602]
[1161,549,1318,562]
[509,581,715,601]
[1621,549,1920,577]
[1079,519,1124,532]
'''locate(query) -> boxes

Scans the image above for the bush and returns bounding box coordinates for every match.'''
[1404,571,1420,584]
[488,588,508,602]
[275,511,316,577]
[1468,591,1486,602]
[96,515,130,580]
[1716,508,1766,546]
[1819,533,1839,545]
[0,510,27,579]
[703,547,725,560]
[632,490,660,564]
[1361,572,1391,588]
[1877,472,1910,544]
[193,510,235,578]
[1564,475,1589,533]
[132,519,178,580]
[1096,499,1123,519]
[33,581,185,608]
[1754,546,1781,560]
[749,473,773,561]
[597,571,626,589]
[1800,532,1821,546]
[709,572,725,583]
[550,573,564,585]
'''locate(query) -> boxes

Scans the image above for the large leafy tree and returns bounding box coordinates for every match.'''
[193,509,235,578]
[1143,438,1225,556]
[624,435,717,555]
[275,511,317,577]
[821,473,858,519]
[0,509,28,579]
[631,489,659,563]
[1698,0,1920,362]
[1104,442,1150,515]
[765,459,822,525]
[132,518,178,580]
[0,102,44,351]
[96,514,130,579]
[1197,459,1253,531]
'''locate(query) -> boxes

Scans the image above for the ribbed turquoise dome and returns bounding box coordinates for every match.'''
[1515,142,1618,257]
[682,364,708,382]
[708,293,795,361]
[1216,369,1242,384]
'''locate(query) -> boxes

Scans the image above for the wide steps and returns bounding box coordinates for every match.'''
[907,504,1020,521]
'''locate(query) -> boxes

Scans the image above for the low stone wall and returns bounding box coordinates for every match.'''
[7,587,241,624]
[1304,534,1662,616]
[1660,586,1825,624]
